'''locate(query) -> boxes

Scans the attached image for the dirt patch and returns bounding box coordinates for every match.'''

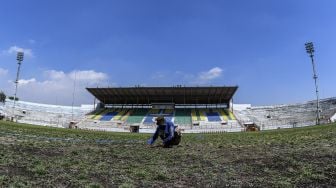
[13,146,65,158]
[0,136,18,145]
[0,165,31,177]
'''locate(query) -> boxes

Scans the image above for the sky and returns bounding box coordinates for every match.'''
[0,0,336,106]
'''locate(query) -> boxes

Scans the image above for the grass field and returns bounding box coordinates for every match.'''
[1,121,336,187]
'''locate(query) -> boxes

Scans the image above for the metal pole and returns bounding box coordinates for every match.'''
[309,54,321,125]
[12,52,24,120]
[71,71,77,121]
[305,42,320,125]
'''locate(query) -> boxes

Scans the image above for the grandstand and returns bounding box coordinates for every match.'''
[78,86,241,133]
[1,86,336,133]
[234,97,336,130]
[0,99,92,128]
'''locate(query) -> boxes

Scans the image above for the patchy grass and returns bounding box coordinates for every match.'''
[1,121,336,187]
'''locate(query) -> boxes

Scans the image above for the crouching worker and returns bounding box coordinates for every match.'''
[147,116,181,148]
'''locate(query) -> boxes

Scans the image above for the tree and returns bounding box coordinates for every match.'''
[0,91,6,103]
[8,96,19,101]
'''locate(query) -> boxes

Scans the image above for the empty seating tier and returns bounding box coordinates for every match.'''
[174,109,192,125]
[100,111,119,121]
[126,109,149,124]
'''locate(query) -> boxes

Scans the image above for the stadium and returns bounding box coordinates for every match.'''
[1,90,336,186]
[1,86,336,133]
[1,51,336,186]
[1,86,336,186]
[1,1,336,187]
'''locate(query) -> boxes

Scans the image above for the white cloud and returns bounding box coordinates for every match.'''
[149,67,223,86]
[69,70,108,83]
[0,68,8,77]
[43,70,108,84]
[198,67,223,81]
[2,46,34,58]
[18,78,36,86]
[44,70,66,80]
[4,69,109,105]
[173,67,223,85]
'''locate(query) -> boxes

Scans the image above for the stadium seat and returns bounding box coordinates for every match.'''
[206,112,221,122]
[126,109,149,124]
[100,111,118,121]
[174,109,192,125]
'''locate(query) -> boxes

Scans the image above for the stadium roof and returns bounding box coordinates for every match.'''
[86,86,238,105]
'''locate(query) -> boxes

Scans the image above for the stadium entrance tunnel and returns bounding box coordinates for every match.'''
[129,125,139,133]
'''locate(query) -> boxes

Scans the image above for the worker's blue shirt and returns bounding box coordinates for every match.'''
[147,121,175,145]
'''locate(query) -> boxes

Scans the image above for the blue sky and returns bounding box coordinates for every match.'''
[0,0,336,106]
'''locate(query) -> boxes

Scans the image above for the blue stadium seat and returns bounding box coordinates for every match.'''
[143,114,155,124]
[100,111,118,121]
[207,112,221,122]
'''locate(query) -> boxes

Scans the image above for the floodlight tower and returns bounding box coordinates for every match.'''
[12,52,24,119]
[305,42,320,125]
